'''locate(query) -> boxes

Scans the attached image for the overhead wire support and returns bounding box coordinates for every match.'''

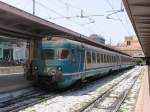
[35,1,95,34]
[33,0,35,15]
[55,0,97,25]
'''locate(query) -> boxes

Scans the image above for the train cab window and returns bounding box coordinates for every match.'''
[97,53,100,63]
[114,56,116,62]
[42,49,55,60]
[87,51,91,64]
[92,52,96,63]
[60,49,70,59]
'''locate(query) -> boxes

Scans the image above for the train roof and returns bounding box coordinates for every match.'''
[42,37,133,58]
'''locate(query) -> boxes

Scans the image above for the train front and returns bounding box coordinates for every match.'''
[30,40,78,88]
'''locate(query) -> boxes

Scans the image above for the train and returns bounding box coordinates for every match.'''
[26,37,135,88]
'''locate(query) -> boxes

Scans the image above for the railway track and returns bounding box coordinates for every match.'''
[0,67,142,112]
[0,88,57,112]
[76,67,143,112]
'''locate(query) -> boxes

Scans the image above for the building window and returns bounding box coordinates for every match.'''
[127,41,131,46]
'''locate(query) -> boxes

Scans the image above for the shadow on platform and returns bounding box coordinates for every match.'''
[0,73,32,93]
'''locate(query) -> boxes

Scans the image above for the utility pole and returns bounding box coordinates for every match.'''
[81,9,84,18]
[33,0,35,15]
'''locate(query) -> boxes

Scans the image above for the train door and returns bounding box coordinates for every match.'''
[71,46,85,78]
[116,55,120,70]
[70,48,79,74]
[77,46,85,80]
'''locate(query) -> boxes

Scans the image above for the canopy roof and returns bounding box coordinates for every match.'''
[123,0,150,57]
[0,1,131,57]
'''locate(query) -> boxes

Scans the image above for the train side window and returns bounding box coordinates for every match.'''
[105,54,107,63]
[104,54,106,63]
[112,56,114,62]
[106,54,108,63]
[107,55,109,63]
[114,56,116,62]
[97,53,100,63]
[92,52,96,63]
[108,55,110,63]
[86,51,91,64]
[101,54,103,63]
[110,55,112,63]
[103,54,105,63]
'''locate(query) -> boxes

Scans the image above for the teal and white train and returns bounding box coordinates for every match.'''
[27,38,135,88]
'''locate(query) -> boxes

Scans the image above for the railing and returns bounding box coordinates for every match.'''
[0,59,26,66]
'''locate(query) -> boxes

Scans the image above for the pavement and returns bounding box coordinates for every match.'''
[0,66,24,75]
[0,66,32,93]
[135,66,150,112]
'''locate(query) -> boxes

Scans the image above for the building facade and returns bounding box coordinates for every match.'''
[0,37,28,63]
[114,35,144,58]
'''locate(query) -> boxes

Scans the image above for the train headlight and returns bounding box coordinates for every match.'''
[57,66,62,71]
[51,69,57,75]
[34,66,38,70]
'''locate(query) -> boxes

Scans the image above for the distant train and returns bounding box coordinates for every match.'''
[26,37,135,88]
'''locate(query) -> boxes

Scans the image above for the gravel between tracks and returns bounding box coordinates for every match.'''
[118,67,144,112]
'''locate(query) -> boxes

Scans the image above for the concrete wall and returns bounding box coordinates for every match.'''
[0,66,24,74]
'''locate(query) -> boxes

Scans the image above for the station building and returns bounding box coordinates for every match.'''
[113,35,144,58]
[0,36,27,63]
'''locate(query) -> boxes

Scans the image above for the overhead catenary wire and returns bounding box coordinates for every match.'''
[50,0,97,25]
[105,0,130,35]
[35,1,96,34]
[56,0,82,11]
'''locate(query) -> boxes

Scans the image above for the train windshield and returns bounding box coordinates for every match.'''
[42,49,55,60]
[42,49,70,60]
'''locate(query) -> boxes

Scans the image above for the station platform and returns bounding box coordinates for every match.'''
[0,66,32,93]
[135,66,150,112]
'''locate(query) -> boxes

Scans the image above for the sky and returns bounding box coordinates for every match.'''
[0,0,136,45]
